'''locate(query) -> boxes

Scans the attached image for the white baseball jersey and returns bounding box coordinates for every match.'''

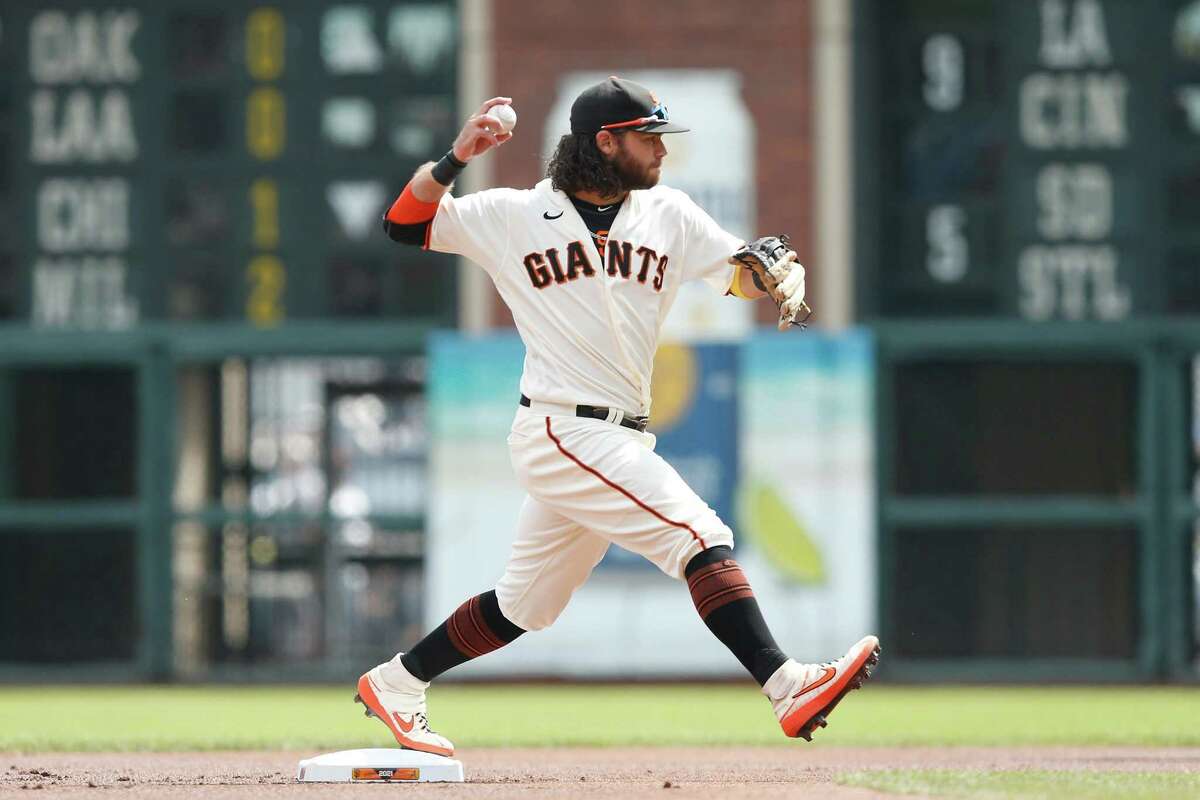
[429,178,742,415]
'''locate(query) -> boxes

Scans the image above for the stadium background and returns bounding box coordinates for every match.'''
[0,0,1197,694]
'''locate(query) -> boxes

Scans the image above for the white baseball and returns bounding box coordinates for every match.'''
[486,104,517,133]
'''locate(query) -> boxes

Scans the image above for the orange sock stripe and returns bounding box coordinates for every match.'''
[467,596,506,652]
[385,183,440,225]
[696,585,755,617]
[687,563,741,592]
[688,560,754,620]
[446,605,484,658]
[446,596,507,659]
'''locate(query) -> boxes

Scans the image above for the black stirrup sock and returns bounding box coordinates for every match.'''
[685,546,789,686]
[400,590,525,682]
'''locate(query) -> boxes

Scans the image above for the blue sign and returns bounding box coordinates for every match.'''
[599,343,738,569]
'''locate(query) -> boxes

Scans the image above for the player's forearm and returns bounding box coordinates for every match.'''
[409,161,453,203]
[382,162,445,245]
[383,96,511,245]
[389,149,463,215]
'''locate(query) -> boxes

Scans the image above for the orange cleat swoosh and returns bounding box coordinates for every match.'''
[393,712,415,733]
[792,666,835,699]
[355,673,453,757]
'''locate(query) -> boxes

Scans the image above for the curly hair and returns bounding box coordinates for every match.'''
[546,132,624,197]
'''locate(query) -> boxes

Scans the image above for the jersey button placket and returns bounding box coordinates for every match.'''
[597,202,645,406]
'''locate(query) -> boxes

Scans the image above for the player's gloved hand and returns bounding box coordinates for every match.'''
[730,234,812,330]
[452,97,514,162]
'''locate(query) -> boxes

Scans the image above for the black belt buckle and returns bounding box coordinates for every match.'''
[576,403,648,433]
[621,411,650,433]
[521,395,648,432]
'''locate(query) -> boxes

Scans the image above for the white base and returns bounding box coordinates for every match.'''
[296,748,464,783]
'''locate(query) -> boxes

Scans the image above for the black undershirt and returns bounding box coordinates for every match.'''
[569,195,623,258]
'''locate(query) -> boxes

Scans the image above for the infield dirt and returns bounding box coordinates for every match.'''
[3,747,1200,799]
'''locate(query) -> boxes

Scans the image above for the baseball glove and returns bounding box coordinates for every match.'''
[730,234,812,330]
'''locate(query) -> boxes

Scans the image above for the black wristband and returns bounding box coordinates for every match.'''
[430,150,466,186]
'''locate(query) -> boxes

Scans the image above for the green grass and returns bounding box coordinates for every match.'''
[0,685,1197,751]
[837,769,1200,799]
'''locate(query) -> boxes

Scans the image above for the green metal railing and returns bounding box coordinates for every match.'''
[1157,323,1200,681]
[0,320,1197,681]
[0,321,428,681]
[874,320,1198,682]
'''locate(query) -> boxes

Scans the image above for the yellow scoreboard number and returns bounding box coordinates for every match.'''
[245,7,285,325]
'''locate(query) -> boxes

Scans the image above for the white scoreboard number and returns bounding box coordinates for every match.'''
[922,33,970,285]
[900,2,1139,321]
[926,205,969,284]
[923,34,964,112]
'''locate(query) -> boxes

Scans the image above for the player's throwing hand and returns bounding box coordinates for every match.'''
[452,97,515,162]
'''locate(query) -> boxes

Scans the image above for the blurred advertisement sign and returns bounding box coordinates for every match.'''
[735,330,876,661]
[425,331,875,678]
[599,343,738,569]
[543,69,756,341]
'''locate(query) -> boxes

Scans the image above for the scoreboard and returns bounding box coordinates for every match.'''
[857,0,1200,320]
[0,1,459,329]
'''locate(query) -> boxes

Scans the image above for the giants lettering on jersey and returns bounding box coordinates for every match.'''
[523,239,669,292]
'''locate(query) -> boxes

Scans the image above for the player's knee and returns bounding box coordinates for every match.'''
[494,585,563,632]
[497,603,558,632]
[478,589,526,639]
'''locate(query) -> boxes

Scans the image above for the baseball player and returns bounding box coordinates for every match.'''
[354,77,879,756]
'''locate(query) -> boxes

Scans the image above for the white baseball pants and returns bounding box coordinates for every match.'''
[495,403,734,631]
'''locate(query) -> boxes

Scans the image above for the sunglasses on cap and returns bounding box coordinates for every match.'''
[600,102,669,131]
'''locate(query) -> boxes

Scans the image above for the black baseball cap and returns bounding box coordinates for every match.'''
[570,76,689,135]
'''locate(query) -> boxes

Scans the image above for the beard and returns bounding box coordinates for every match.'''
[610,147,660,191]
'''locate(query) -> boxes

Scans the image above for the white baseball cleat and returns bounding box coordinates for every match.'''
[354,659,455,757]
[763,635,881,741]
